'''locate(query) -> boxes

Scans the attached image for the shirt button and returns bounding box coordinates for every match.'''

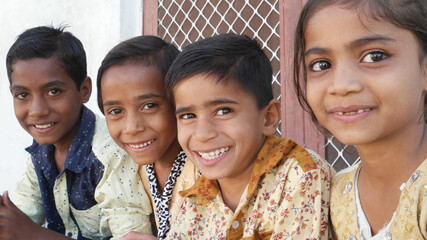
[410,170,419,182]
[67,232,73,237]
[232,220,239,229]
[343,181,352,194]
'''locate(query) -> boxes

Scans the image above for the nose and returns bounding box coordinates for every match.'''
[29,96,49,118]
[193,117,217,142]
[122,112,145,135]
[327,62,363,96]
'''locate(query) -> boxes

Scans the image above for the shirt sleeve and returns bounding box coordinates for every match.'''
[272,162,332,239]
[95,151,153,239]
[13,155,45,225]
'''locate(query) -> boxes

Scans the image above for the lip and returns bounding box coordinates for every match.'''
[327,105,375,122]
[125,139,156,152]
[193,146,231,167]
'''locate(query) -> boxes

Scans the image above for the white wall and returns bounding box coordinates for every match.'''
[0,0,143,199]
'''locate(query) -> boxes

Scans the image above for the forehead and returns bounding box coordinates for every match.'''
[305,6,403,49]
[10,57,72,86]
[102,64,165,92]
[173,74,256,104]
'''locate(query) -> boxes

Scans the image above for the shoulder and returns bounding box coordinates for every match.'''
[275,139,334,178]
[331,163,359,188]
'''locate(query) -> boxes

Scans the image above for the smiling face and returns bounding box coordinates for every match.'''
[304,6,427,146]
[10,57,90,151]
[101,64,180,165]
[173,74,277,183]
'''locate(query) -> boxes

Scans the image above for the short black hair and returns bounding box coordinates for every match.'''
[165,33,273,109]
[97,35,180,113]
[6,25,87,89]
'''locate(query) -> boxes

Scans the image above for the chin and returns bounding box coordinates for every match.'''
[131,156,156,166]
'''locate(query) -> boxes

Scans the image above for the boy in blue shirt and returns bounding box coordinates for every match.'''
[0,26,152,240]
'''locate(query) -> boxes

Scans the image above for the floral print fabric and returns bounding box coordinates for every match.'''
[167,135,334,240]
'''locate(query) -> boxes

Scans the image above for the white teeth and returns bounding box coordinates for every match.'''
[35,123,54,129]
[198,147,230,160]
[336,108,370,115]
[129,140,154,149]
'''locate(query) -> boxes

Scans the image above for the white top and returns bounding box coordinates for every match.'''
[355,167,394,240]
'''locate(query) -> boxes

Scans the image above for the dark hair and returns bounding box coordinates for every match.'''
[6,25,87,89]
[293,0,427,130]
[97,35,179,113]
[165,33,273,109]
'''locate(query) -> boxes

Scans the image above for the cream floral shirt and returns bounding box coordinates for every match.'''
[330,159,427,240]
[167,135,334,239]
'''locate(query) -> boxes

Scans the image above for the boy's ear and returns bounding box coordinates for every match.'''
[80,77,92,103]
[261,99,281,136]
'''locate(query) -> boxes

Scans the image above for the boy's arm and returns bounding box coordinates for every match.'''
[96,153,152,239]
[272,161,333,240]
[13,156,45,225]
[0,191,72,240]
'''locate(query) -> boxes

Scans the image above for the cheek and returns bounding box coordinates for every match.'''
[306,86,318,108]
[177,124,190,147]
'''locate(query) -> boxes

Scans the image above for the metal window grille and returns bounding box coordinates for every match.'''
[156,0,359,171]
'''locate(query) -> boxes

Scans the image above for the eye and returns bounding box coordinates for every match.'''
[107,108,123,115]
[143,102,157,110]
[309,60,331,72]
[180,113,196,120]
[216,107,232,116]
[47,88,60,96]
[361,51,389,63]
[15,92,29,99]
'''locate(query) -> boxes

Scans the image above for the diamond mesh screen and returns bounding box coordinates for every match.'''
[156,0,359,171]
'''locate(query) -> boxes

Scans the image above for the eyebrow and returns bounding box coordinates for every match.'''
[10,79,66,92]
[103,93,164,107]
[347,36,395,49]
[304,36,396,56]
[175,98,238,115]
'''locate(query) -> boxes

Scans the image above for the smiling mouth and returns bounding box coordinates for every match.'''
[128,139,155,149]
[197,147,230,160]
[34,123,55,129]
[334,108,371,115]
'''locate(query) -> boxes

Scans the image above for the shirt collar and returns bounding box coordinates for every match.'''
[180,135,317,204]
[26,106,96,175]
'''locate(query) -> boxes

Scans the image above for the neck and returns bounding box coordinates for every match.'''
[357,123,426,186]
[217,161,255,212]
[153,139,181,193]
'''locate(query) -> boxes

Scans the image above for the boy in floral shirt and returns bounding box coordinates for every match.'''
[164,33,334,239]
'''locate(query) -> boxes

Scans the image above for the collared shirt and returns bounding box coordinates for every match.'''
[140,154,199,239]
[14,106,152,240]
[166,135,334,239]
[145,150,186,239]
[330,159,427,240]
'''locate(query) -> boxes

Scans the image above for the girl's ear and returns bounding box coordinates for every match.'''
[262,99,281,136]
[80,77,92,103]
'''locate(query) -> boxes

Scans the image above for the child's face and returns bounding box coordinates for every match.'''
[173,74,270,181]
[10,57,90,150]
[101,65,180,165]
[304,6,427,146]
